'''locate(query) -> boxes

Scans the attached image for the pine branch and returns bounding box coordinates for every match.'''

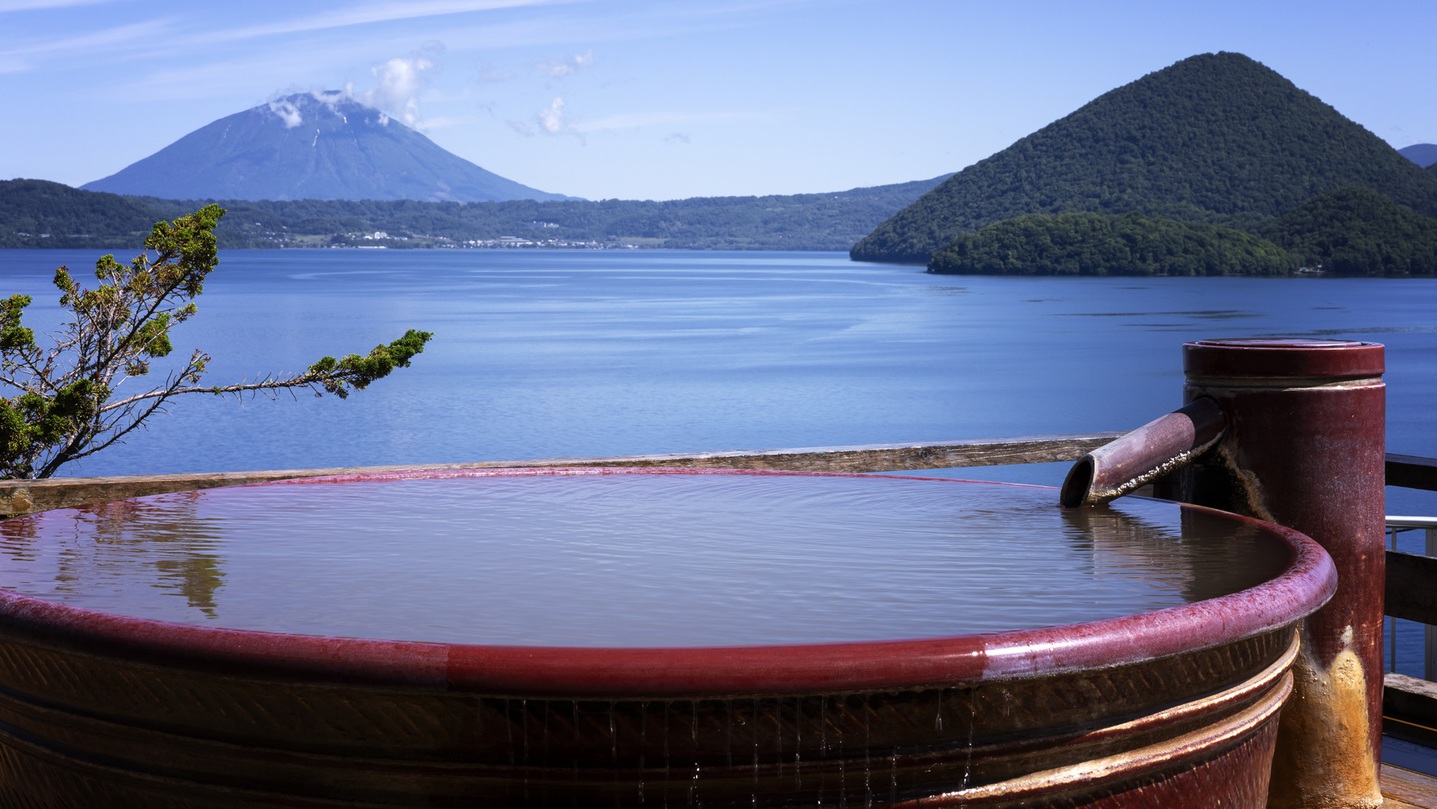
[0,207,431,479]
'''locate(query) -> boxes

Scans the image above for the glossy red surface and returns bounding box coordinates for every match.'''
[1184,338,1385,379]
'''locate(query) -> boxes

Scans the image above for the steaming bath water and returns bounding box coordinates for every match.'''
[0,469,1289,646]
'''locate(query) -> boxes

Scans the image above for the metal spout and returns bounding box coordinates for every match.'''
[1060,397,1226,508]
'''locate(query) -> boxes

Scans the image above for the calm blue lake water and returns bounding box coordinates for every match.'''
[1,249,1431,482]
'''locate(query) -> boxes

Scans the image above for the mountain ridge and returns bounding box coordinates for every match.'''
[1401,144,1437,168]
[0,174,948,251]
[82,92,568,203]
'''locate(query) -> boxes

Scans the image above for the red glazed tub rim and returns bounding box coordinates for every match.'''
[0,467,1337,699]
[268,464,1061,487]
[1184,338,1384,379]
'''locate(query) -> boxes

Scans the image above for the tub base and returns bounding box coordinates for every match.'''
[0,632,1296,807]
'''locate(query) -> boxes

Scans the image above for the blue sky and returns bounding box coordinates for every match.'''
[1,0,1434,201]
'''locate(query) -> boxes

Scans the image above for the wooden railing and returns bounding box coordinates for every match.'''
[1385,516,1437,679]
[1384,455,1437,748]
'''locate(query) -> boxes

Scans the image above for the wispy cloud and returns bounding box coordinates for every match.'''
[413,113,467,131]
[575,110,756,133]
[0,18,172,73]
[1,0,575,77]
[535,48,593,78]
[203,0,572,44]
[475,61,516,84]
[0,0,111,11]
[513,103,755,145]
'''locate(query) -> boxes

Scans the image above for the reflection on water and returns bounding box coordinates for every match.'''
[0,491,225,618]
[0,474,1289,647]
[1060,505,1288,606]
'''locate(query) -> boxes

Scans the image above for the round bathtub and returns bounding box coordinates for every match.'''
[0,468,1335,807]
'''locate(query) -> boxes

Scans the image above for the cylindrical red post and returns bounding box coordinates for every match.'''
[1181,339,1385,809]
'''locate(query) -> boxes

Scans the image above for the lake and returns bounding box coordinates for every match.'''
[1,249,1431,482]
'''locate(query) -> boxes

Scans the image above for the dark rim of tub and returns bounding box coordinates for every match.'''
[0,467,1338,698]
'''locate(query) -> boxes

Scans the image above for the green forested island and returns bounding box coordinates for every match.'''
[1262,187,1437,276]
[928,212,1297,276]
[854,52,1437,276]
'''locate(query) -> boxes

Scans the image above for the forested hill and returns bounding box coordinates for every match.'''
[928,212,1298,277]
[0,176,948,251]
[853,52,1437,265]
[1262,187,1437,276]
[0,179,168,245]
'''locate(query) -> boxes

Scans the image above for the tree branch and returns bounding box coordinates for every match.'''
[0,207,430,479]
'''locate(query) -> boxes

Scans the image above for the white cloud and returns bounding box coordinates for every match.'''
[360,52,440,127]
[538,96,567,134]
[253,52,439,130]
[267,98,304,128]
[530,96,584,142]
[535,48,593,78]
[311,87,351,106]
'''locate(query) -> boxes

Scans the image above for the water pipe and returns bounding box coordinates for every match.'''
[1059,397,1225,508]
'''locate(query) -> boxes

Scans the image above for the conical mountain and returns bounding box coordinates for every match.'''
[83,92,568,203]
[853,52,1437,264]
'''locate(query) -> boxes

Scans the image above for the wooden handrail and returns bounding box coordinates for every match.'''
[1386,550,1437,625]
[1388,454,1437,492]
